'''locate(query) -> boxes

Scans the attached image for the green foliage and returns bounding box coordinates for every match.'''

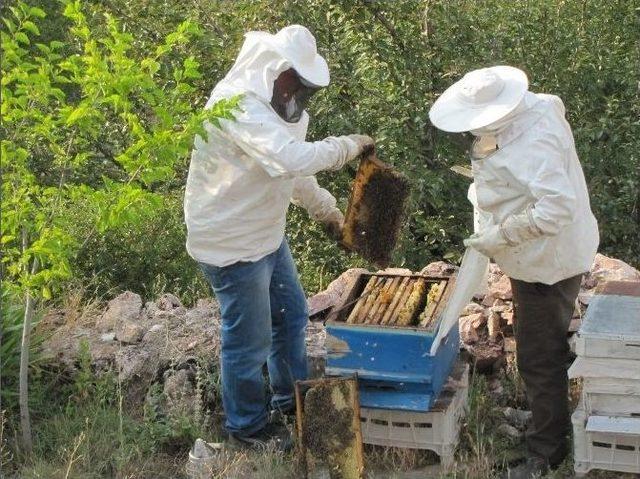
[3,0,638,300]
[1,0,240,303]
[40,0,635,301]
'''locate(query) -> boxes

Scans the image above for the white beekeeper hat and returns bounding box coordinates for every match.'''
[246,25,330,87]
[429,66,528,133]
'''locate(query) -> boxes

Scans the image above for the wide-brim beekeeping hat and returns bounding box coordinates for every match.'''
[429,66,528,133]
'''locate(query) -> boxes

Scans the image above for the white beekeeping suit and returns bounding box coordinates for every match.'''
[184,25,367,267]
[429,66,599,285]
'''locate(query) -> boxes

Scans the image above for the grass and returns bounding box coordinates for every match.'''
[8,356,640,479]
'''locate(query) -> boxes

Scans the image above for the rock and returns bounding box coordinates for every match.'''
[116,321,145,344]
[466,342,504,371]
[490,275,512,300]
[96,291,142,333]
[578,292,593,305]
[460,319,479,344]
[115,348,161,405]
[163,368,196,417]
[157,293,183,311]
[488,311,501,341]
[149,324,163,333]
[459,312,486,344]
[469,312,487,329]
[589,253,640,285]
[100,332,116,342]
[488,377,504,396]
[569,317,582,333]
[498,423,523,440]
[482,293,496,307]
[461,302,484,316]
[420,261,458,276]
[502,311,514,325]
[185,299,219,326]
[307,268,368,317]
[503,407,532,429]
[504,337,517,353]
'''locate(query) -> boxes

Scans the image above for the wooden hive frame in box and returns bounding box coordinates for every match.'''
[326,272,454,332]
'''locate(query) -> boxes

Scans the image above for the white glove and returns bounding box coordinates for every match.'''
[331,134,374,170]
[321,208,344,241]
[463,223,508,258]
[501,206,544,245]
[464,206,545,258]
[347,134,374,156]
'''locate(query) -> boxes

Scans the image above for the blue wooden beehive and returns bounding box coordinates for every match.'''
[325,272,458,412]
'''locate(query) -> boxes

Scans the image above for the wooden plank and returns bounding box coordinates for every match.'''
[380,277,411,325]
[396,278,428,326]
[419,280,448,329]
[595,280,640,297]
[372,277,402,325]
[366,277,394,324]
[356,277,384,324]
[426,277,455,331]
[346,275,376,324]
[387,278,416,326]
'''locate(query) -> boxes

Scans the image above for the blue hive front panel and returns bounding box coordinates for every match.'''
[325,322,460,411]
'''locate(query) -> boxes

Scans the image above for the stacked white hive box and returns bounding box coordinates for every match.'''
[359,360,469,470]
[569,280,640,476]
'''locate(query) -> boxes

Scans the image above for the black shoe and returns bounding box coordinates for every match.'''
[227,420,293,453]
[501,456,548,479]
[270,404,297,422]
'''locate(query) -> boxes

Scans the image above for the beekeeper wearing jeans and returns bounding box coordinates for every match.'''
[184,25,372,451]
[429,66,599,478]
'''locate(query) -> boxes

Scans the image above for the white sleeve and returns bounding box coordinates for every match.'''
[524,133,577,236]
[218,96,359,178]
[291,176,340,222]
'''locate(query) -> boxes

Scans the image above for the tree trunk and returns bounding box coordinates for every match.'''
[18,256,38,456]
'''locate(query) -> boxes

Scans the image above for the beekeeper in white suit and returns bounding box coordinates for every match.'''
[429,66,598,479]
[184,25,372,451]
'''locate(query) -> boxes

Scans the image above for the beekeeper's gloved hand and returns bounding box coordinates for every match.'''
[501,207,544,244]
[321,208,344,241]
[347,134,374,155]
[463,224,508,258]
[329,134,374,171]
[464,206,545,257]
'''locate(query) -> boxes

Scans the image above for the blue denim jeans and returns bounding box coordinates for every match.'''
[199,239,309,436]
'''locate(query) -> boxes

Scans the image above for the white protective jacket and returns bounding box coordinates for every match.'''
[469,93,599,285]
[184,33,358,267]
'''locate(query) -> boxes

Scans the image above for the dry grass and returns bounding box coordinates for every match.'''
[184,445,296,479]
[365,444,439,473]
[61,287,102,327]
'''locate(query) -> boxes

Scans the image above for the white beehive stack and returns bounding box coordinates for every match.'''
[569,280,640,476]
[359,360,469,470]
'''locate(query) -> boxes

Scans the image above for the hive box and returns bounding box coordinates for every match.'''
[575,281,640,360]
[325,272,459,412]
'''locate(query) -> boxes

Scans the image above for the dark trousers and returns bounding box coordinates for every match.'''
[510,274,582,466]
